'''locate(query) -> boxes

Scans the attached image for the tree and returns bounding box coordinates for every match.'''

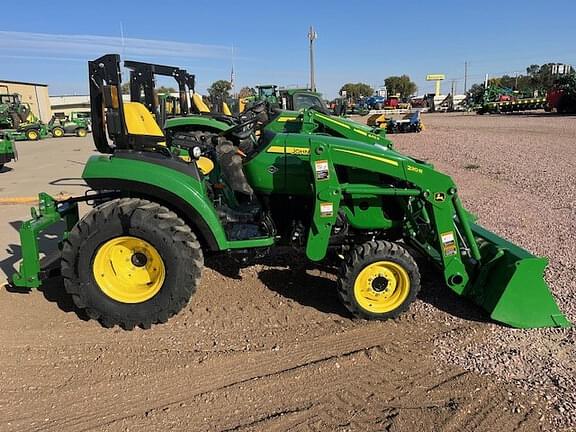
[339,83,373,99]
[121,83,176,94]
[384,75,417,99]
[157,86,176,94]
[208,80,232,102]
[465,83,485,106]
[238,86,256,98]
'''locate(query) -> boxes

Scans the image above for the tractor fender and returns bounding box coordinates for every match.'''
[164,116,232,133]
[82,154,227,251]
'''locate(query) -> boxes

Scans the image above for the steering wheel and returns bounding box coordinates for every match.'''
[220,101,268,139]
[219,115,259,140]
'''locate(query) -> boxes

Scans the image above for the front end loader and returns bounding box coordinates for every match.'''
[8,54,570,330]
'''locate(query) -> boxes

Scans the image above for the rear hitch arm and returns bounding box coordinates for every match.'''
[11,193,79,289]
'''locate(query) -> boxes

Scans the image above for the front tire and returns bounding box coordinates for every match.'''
[338,241,420,320]
[52,127,65,137]
[61,198,204,329]
[25,129,39,140]
[76,127,87,137]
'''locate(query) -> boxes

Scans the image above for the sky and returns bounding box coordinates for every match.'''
[1,0,575,99]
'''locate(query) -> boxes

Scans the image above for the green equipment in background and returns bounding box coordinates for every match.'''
[0,132,17,170]
[0,87,50,141]
[477,85,548,114]
[9,54,570,331]
[3,123,49,141]
[0,90,31,129]
[48,112,90,138]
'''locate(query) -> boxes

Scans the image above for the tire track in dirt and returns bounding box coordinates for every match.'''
[1,323,545,432]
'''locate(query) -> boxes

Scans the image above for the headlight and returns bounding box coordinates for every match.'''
[192,146,202,159]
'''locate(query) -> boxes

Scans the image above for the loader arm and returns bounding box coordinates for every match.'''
[305,138,569,329]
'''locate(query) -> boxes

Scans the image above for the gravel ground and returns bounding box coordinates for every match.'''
[0,116,574,430]
[383,112,576,430]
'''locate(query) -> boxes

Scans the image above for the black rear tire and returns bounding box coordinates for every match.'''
[61,198,204,329]
[10,112,20,129]
[337,241,420,320]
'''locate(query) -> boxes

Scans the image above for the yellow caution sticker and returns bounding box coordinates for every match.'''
[441,231,457,256]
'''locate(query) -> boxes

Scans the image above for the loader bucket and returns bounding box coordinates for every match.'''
[468,223,570,329]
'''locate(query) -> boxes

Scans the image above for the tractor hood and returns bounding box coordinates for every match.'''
[164,115,232,132]
[269,110,393,148]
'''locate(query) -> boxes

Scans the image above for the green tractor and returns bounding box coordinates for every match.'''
[0,89,49,141]
[240,85,327,115]
[0,90,30,129]
[278,88,326,112]
[48,113,90,138]
[7,122,49,141]
[0,132,17,170]
[9,54,569,331]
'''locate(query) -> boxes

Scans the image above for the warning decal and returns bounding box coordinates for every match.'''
[315,160,329,180]
[441,231,457,256]
[320,202,334,217]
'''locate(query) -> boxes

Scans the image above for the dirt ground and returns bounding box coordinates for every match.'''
[0,114,573,431]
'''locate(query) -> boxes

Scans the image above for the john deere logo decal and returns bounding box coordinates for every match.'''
[434,192,445,202]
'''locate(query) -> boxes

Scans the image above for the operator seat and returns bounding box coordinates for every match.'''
[122,102,214,175]
[123,102,164,137]
[191,93,211,113]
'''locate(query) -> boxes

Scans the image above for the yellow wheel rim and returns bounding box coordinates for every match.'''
[28,131,38,140]
[54,129,63,137]
[353,261,410,313]
[78,129,87,137]
[92,236,165,303]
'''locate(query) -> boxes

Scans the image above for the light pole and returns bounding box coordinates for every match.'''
[308,26,317,92]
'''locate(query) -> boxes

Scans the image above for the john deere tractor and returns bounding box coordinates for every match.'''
[9,54,569,331]
[0,91,30,129]
[0,89,49,141]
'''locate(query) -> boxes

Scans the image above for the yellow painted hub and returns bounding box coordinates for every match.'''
[92,236,165,303]
[53,129,64,137]
[28,131,38,139]
[353,261,410,313]
[77,129,87,137]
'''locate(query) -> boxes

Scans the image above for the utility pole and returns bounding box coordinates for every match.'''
[308,26,318,92]
[230,44,235,97]
[464,61,468,93]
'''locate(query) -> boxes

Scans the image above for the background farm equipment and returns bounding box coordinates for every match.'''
[9,54,569,332]
[243,85,327,114]
[4,123,49,141]
[0,88,49,140]
[477,85,547,114]
[0,90,31,129]
[367,110,423,133]
[48,113,90,137]
[0,132,16,170]
[546,74,576,113]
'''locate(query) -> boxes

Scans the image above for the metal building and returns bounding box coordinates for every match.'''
[49,95,91,116]
[0,80,52,122]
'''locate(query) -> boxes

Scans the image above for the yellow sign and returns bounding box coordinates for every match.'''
[426,74,445,81]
